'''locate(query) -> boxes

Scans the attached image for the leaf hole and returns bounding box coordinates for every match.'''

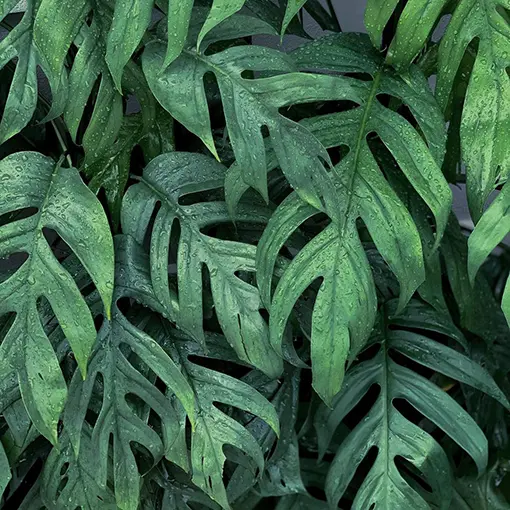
[395,456,433,494]
[342,384,381,435]
[75,74,103,146]
[85,372,105,428]
[56,475,68,496]
[142,200,161,252]
[342,445,379,508]
[0,251,28,276]
[59,462,69,476]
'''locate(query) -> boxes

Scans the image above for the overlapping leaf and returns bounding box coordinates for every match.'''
[40,428,116,509]
[465,182,510,326]
[153,322,280,509]
[62,304,195,510]
[121,152,282,378]
[143,23,357,212]
[111,237,280,508]
[0,0,67,144]
[242,33,451,404]
[366,0,510,221]
[452,461,510,509]
[316,299,509,509]
[0,151,114,444]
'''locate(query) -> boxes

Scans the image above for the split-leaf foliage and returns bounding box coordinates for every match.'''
[0,0,510,508]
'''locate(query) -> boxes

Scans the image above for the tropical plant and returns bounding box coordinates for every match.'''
[0,0,510,508]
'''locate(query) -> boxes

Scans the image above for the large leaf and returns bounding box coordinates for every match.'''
[113,237,280,509]
[0,0,66,143]
[0,151,114,444]
[154,322,280,510]
[33,0,299,89]
[62,305,195,510]
[365,0,510,221]
[121,152,282,378]
[247,33,451,404]
[143,27,358,212]
[317,300,509,509]
[442,214,510,341]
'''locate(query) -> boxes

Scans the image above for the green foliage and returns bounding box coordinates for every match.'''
[1,1,510,509]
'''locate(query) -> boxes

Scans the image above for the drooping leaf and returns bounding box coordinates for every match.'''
[63,304,196,509]
[121,152,282,378]
[115,234,280,509]
[364,0,448,68]
[154,322,280,510]
[468,181,510,325]
[0,1,67,144]
[0,151,114,444]
[317,299,509,509]
[442,214,510,341]
[365,0,510,221]
[281,0,308,35]
[248,33,451,404]
[143,27,354,211]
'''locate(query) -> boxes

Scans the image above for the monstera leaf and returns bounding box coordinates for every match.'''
[33,0,310,92]
[466,181,510,326]
[365,0,510,221]
[237,33,452,404]
[121,152,282,378]
[316,300,510,509]
[83,105,174,228]
[0,151,114,444]
[153,321,280,509]
[143,22,350,213]
[0,0,66,143]
[40,428,116,509]
[102,237,280,509]
[62,304,196,510]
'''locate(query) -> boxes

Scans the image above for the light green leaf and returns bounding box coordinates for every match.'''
[442,214,509,341]
[318,300,504,509]
[365,0,510,221]
[121,152,282,378]
[0,151,114,443]
[281,0,308,36]
[0,1,67,143]
[253,34,451,404]
[33,1,123,165]
[115,235,280,509]
[365,0,448,68]
[63,14,123,166]
[467,181,510,325]
[436,0,510,221]
[261,203,376,405]
[143,34,352,210]
[106,0,153,91]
